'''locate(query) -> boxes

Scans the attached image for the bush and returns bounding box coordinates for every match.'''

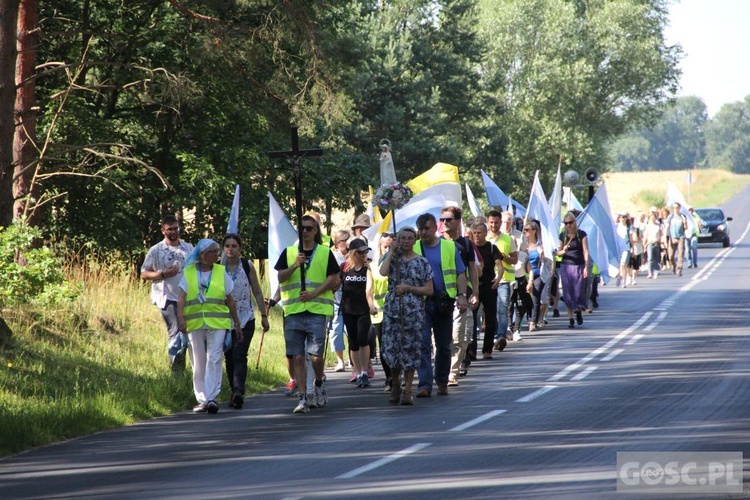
[0,221,81,306]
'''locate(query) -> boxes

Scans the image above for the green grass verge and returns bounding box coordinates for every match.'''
[0,267,292,457]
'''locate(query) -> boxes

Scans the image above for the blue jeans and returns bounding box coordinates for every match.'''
[328,299,346,353]
[688,236,698,267]
[418,300,453,391]
[495,282,511,340]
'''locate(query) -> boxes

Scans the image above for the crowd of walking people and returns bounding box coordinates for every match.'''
[140,201,705,414]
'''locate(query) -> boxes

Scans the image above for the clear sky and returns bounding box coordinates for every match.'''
[665,0,750,117]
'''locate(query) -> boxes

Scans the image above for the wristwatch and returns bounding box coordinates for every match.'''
[456,293,466,298]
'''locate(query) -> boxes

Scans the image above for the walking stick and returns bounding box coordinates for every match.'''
[255,327,266,370]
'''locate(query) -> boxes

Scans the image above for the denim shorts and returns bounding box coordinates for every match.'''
[284,312,328,357]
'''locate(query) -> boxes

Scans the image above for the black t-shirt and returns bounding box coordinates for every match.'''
[340,263,369,315]
[476,241,503,289]
[274,245,340,277]
[559,229,587,266]
[450,235,476,268]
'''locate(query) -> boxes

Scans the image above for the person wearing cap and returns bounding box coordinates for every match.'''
[176,239,242,414]
[351,214,371,243]
[275,215,341,414]
[329,230,351,372]
[340,238,378,387]
[141,215,194,371]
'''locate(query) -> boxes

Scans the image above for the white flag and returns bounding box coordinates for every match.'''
[226,184,240,234]
[267,192,298,298]
[465,184,482,217]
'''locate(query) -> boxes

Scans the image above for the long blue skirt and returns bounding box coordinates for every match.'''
[559,263,587,312]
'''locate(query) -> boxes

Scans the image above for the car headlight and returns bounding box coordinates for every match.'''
[717,224,726,231]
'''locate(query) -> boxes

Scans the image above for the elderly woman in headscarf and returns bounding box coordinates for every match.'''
[177,239,242,414]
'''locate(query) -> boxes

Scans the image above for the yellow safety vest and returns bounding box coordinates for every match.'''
[495,233,516,282]
[415,239,458,298]
[183,264,231,331]
[280,245,335,316]
[370,261,388,324]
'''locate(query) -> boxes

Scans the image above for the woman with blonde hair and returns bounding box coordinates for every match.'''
[555,213,590,329]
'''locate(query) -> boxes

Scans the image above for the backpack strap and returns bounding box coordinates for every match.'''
[241,257,251,279]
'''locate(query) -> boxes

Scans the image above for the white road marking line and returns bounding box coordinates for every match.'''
[601,348,624,362]
[571,366,597,381]
[449,410,507,432]
[337,442,431,479]
[627,334,644,345]
[644,311,668,331]
[516,385,557,403]
[548,312,652,382]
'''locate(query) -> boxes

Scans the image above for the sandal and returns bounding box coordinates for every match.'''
[400,391,413,405]
[389,385,402,405]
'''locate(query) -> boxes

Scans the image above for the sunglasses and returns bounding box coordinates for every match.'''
[523,228,533,232]
[355,249,369,255]
[382,233,395,238]
[439,218,454,223]
[164,226,180,232]
[301,226,316,232]
[564,220,575,225]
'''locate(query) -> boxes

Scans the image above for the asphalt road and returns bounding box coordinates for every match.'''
[2,190,750,499]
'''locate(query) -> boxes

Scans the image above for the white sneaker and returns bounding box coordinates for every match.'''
[334,360,345,372]
[513,331,523,341]
[293,396,309,414]
[529,322,537,332]
[654,271,659,279]
[314,382,327,408]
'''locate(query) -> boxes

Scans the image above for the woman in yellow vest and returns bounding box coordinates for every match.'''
[177,239,242,414]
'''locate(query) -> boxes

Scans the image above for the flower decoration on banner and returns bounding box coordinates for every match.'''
[373,182,413,212]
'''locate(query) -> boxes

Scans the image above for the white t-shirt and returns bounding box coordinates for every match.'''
[141,240,193,308]
[178,266,234,302]
[227,262,254,329]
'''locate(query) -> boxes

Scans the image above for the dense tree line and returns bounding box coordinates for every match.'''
[0,0,680,260]
[608,94,750,173]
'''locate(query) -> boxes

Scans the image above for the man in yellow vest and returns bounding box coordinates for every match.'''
[494,211,519,351]
[275,215,341,414]
[414,213,469,397]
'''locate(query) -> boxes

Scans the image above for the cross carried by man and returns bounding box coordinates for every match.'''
[268,126,324,290]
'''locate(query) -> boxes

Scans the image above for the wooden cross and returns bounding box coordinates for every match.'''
[268,126,324,291]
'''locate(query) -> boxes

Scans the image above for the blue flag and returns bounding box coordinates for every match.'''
[577,182,626,284]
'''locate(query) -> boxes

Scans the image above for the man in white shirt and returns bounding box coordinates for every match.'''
[141,215,193,371]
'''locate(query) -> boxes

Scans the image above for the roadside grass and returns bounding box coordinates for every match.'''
[602,169,750,214]
[0,261,290,457]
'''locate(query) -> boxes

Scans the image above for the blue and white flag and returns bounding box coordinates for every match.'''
[362,194,447,243]
[226,184,240,234]
[577,182,625,284]
[562,186,584,213]
[267,192,298,298]
[465,184,482,218]
[525,171,558,259]
[665,182,698,235]
[549,165,563,231]
[481,170,526,215]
